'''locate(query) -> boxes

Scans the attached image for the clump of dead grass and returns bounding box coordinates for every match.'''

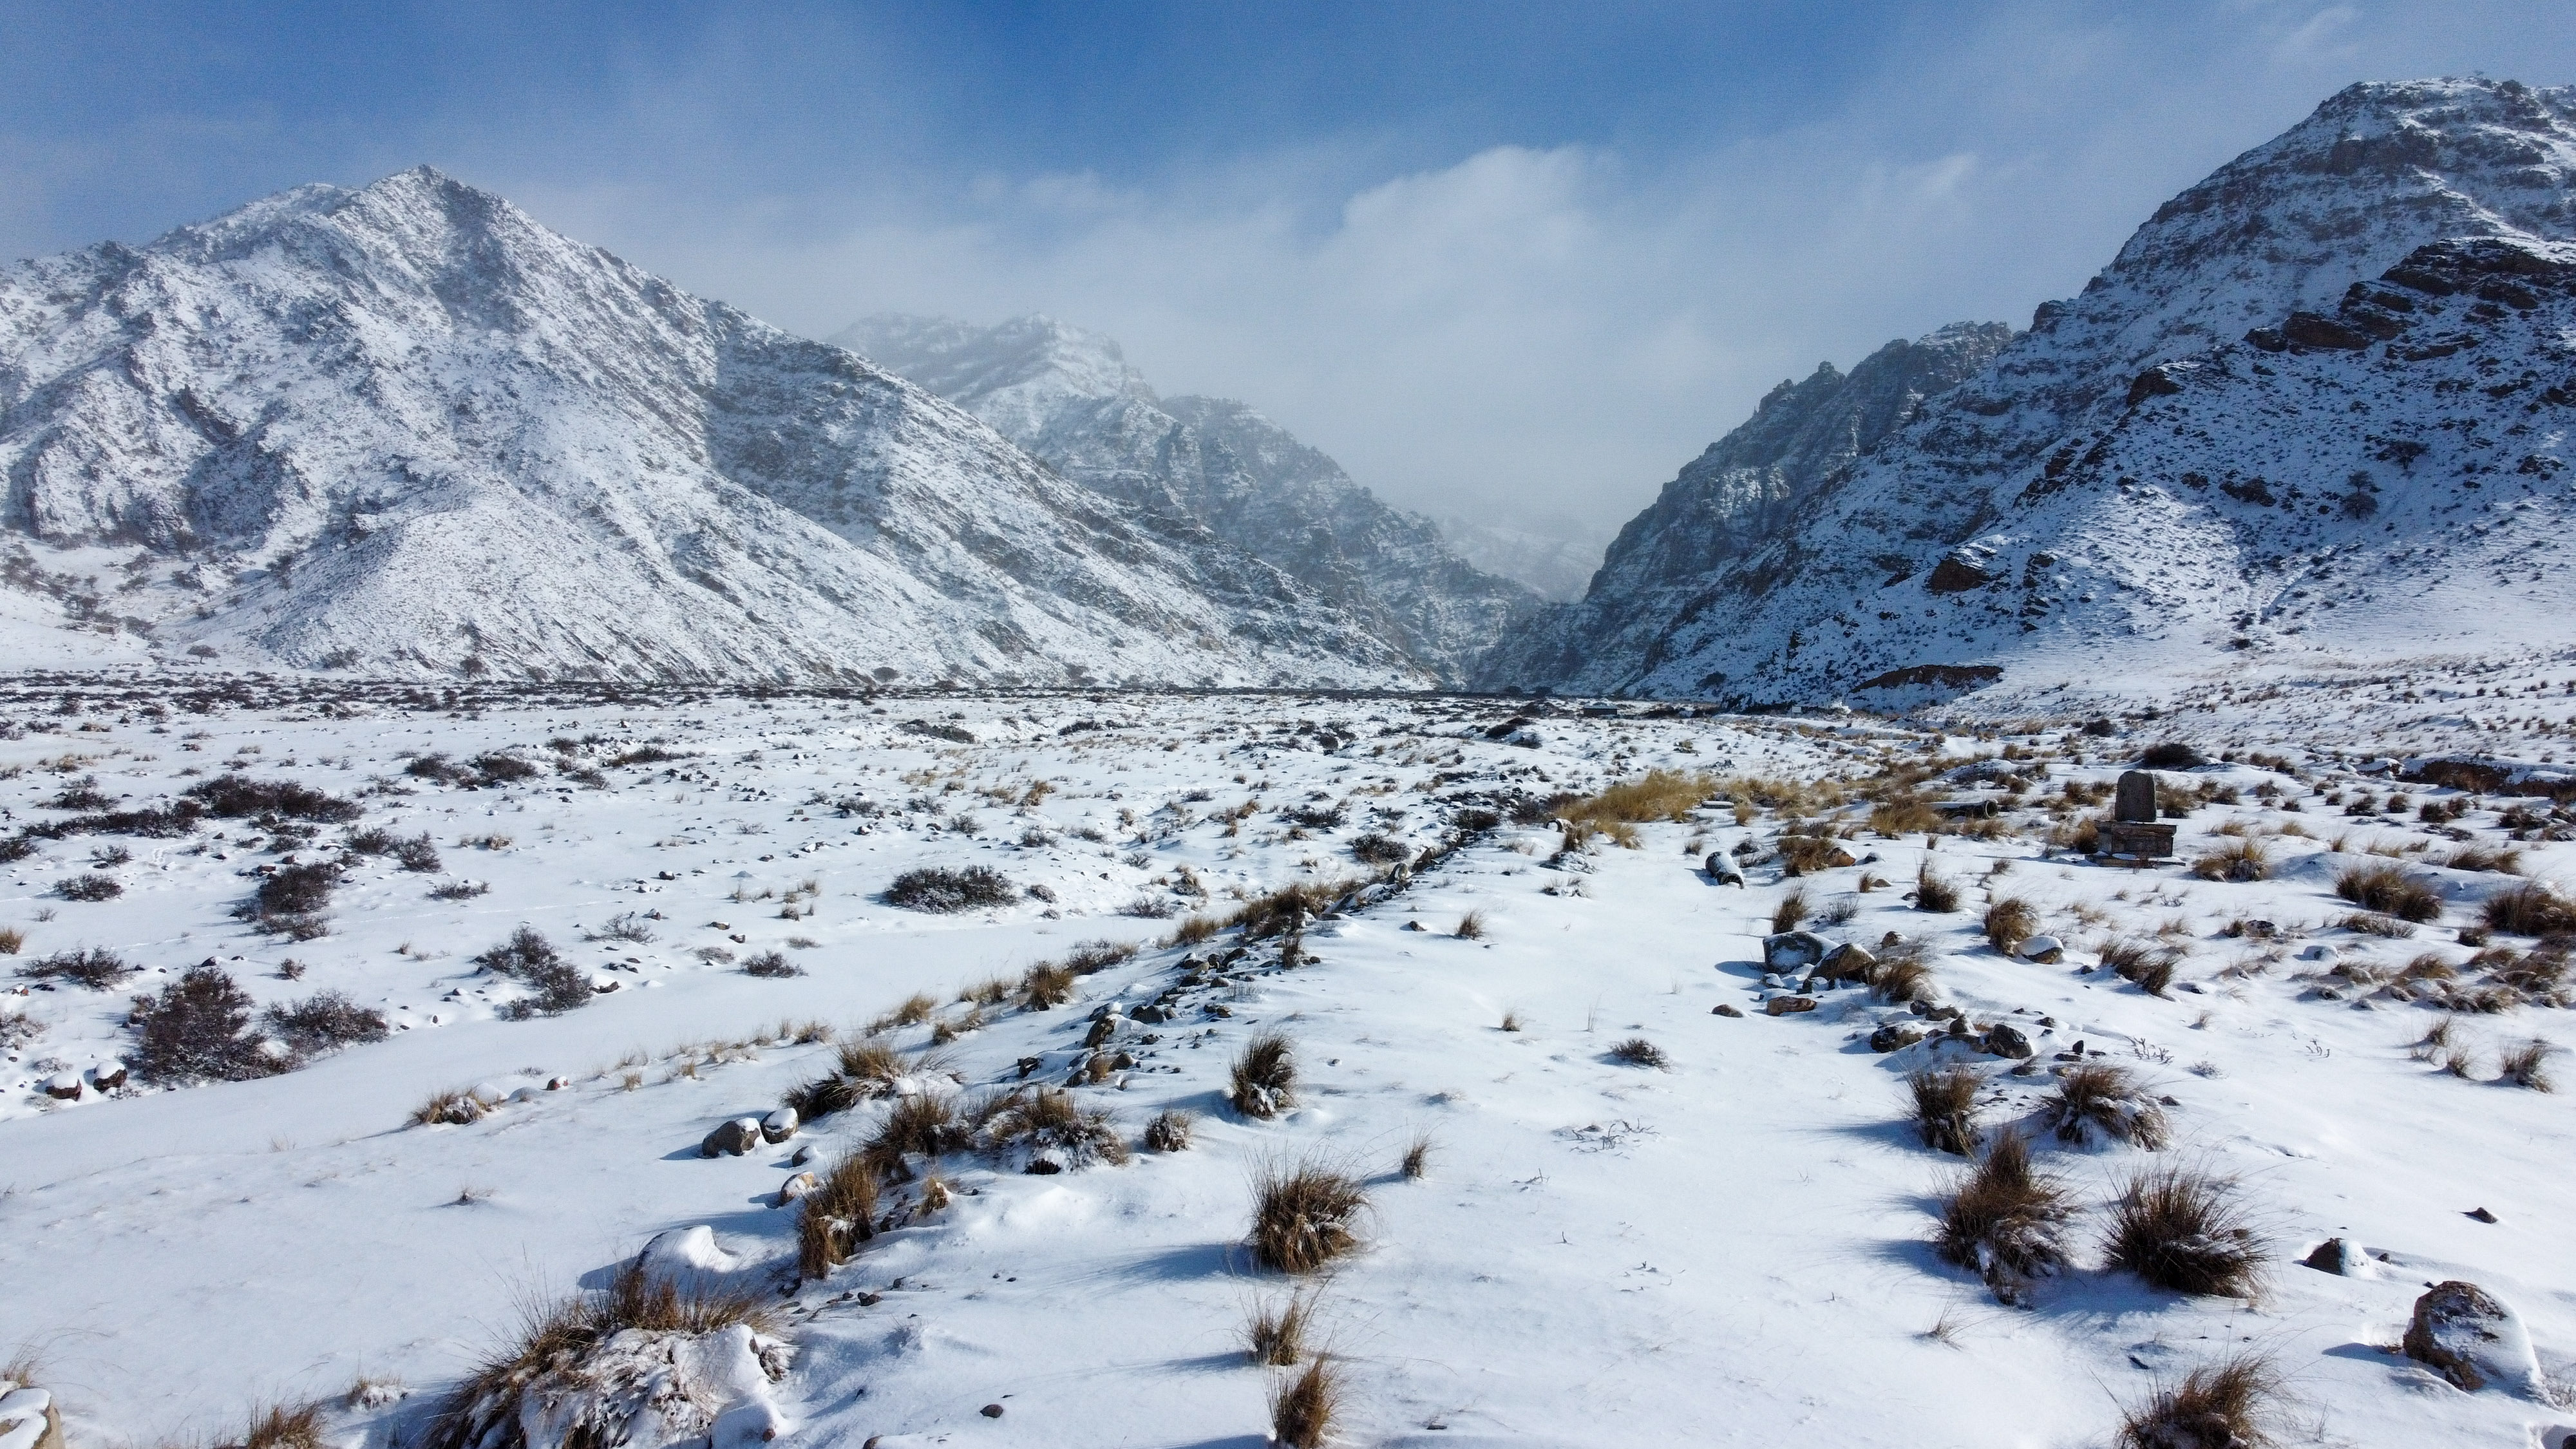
[1251,1159,1368,1273]
[1231,1029,1297,1119]
[1908,1066,1982,1155]
[2043,1063,2170,1149]
[2115,1352,2287,1449]
[1933,1129,2073,1303]
[2100,1166,2264,1298]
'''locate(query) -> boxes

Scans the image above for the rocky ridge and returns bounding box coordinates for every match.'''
[838,314,1540,683]
[0,169,1424,686]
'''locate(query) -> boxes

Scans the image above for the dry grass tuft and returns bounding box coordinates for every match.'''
[1607,1036,1669,1068]
[1267,1356,1344,1449]
[1251,1159,1368,1274]
[1983,896,2037,955]
[411,1087,489,1128]
[865,1092,967,1179]
[1908,1066,1982,1155]
[1454,910,1486,940]
[1933,1129,2073,1302]
[1231,1030,1298,1118]
[1019,961,1076,1010]
[1401,1132,1434,1180]
[423,1262,776,1449]
[1244,1286,1321,1366]
[1771,886,1810,934]
[2500,1037,2557,1092]
[2043,1063,2170,1149]
[2333,862,2443,923]
[1144,1108,1196,1152]
[985,1087,1129,1169]
[2191,837,2271,883]
[2485,881,2576,936]
[1915,863,1960,913]
[1870,938,1937,1004]
[2115,1352,2286,1449]
[232,1402,327,1449]
[1553,769,1714,848]
[2101,1166,2264,1298]
[2098,937,2181,997]
[797,1152,880,1280]
[2439,844,2523,875]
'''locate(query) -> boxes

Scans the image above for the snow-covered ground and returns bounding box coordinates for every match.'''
[5,681,2575,1447]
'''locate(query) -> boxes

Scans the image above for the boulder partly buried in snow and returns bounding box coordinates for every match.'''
[1762,931,1829,973]
[701,1117,762,1158]
[2403,1280,2543,1395]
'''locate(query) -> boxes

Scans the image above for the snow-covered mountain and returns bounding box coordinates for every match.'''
[0,169,1426,687]
[1429,511,1613,602]
[1481,77,2576,706]
[838,314,1540,682]
[1481,321,2012,685]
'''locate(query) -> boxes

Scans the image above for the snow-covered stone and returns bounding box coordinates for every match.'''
[2403,1280,2544,1395]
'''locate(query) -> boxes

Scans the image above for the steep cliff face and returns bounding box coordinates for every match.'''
[0,170,1423,685]
[838,314,1540,682]
[1477,323,2011,689]
[1486,77,2576,706]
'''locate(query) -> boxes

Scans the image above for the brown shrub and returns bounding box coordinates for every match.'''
[2116,1352,2286,1449]
[1908,1066,1982,1155]
[1231,1030,1297,1118]
[1251,1159,1368,1273]
[2485,881,2576,936]
[1020,961,1076,1010]
[1267,1356,1343,1449]
[2044,1063,2170,1149]
[797,1153,880,1280]
[1771,886,1810,934]
[1933,1129,2072,1301]
[2101,1166,2264,1298]
[1983,896,2037,955]
[2333,862,2442,923]
[1915,864,1960,913]
[1144,1108,1195,1152]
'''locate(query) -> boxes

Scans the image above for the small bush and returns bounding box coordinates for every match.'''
[589,911,656,944]
[2333,862,2441,923]
[2044,1063,2170,1148]
[1251,1159,1368,1273]
[1609,1037,1669,1068]
[2139,743,2204,770]
[1771,886,1810,934]
[1909,1066,1982,1155]
[2439,844,2523,875]
[412,1087,489,1126]
[797,1152,880,1280]
[1983,896,2037,955]
[264,991,388,1054]
[468,753,538,784]
[1268,1356,1343,1449]
[429,879,490,901]
[2191,838,2270,883]
[1244,1287,1319,1366]
[985,1087,1127,1170]
[1020,961,1075,1010]
[743,950,802,978]
[1934,1129,2073,1302]
[2101,1166,2263,1298]
[0,926,21,954]
[1871,940,1937,1004]
[884,865,1018,913]
[1915,864,1960,913]
[131,963,285,1082]
[185,775,363,822]
[2500,1037,2557,1092]
[422,1262,776,1449]
[254,860,340,916]
[783,1040,918,1120]
[1231,1030,1298,1118]
[1145,1109,1195,1152]
[2485,881,2576,936]
[2098,937,2181,996]
[1063,939,1138,974]
[866,1092,968,1177]
[1455,910,1486,940]
[2116,1352,2286,1449]
[1349,833,1409,864]
[55,873,122,902]
[474,927,591,1018]
[19,946,133,989]
[1166,914,1221,946]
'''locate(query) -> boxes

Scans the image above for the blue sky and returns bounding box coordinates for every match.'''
[4,1,2571,522]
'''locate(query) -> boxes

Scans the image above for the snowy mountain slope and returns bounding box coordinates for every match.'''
[0,169,1424,687]
[1481,321,2011,687]
[1492,77,2576,705]
[1427,510,1610,601]
[838,314,1541,682]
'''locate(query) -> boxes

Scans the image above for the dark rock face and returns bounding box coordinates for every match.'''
[1477,322,2011,690]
